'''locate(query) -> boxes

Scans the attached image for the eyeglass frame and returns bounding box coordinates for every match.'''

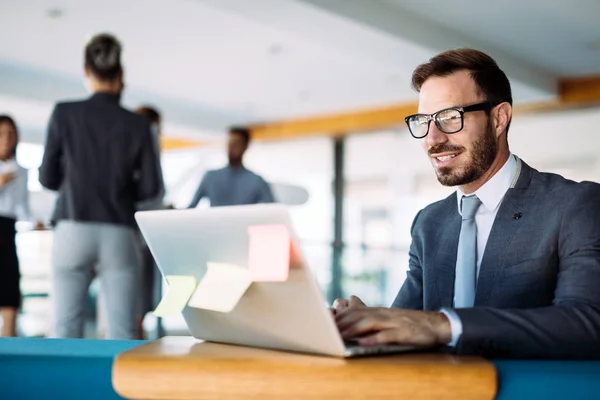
[404,101,494,139]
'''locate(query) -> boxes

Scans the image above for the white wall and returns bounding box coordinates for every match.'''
[13,104,600,307]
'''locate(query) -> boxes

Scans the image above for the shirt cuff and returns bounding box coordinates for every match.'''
[439,308,463,347]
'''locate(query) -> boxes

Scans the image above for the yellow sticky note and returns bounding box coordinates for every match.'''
[153,275,197,317]
[188,263,252,313]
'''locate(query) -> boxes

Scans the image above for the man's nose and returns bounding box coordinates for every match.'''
[425,121,448,149]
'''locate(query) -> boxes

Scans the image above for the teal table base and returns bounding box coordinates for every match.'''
[0,338,145,400]
[495,360,600,400]
[1,338,600,399]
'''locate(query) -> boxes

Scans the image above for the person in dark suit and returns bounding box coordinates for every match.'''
[39,33,161,339]
[133,105,167,339]
[332,48,600,359]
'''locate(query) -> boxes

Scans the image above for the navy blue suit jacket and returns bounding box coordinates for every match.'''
[392,158,600,359]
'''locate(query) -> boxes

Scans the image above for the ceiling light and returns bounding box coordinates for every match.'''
[46,8,64,19]
[267,44,283,56]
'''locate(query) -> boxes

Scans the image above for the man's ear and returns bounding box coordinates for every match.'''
[493,102,512,138]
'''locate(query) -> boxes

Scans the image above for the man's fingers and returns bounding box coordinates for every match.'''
[332,298,349,308]
[335,309,364,330]
[332,298,349,313]
[337,311,383,340]
[339,319,377,340]
[348,295,366,308]
[332,296,365,312]
[357,329,401,346]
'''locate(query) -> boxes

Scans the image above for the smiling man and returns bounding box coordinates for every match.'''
[333,48,600,359]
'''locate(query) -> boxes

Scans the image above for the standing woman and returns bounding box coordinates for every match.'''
[39,33,161,339]
[0,115,30,337]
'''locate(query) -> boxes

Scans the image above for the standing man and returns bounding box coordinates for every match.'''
[135,106,165,212]
[188,127,275,208]
[134,105,167,339]
[333,48,600,359]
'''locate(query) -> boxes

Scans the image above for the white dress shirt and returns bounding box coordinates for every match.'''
[441,154,520,346]
[0,158,30,221]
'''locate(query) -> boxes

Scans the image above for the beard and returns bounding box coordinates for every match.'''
[431,121,497,187]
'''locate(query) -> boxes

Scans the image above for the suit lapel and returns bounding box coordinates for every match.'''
[475,158,536,305]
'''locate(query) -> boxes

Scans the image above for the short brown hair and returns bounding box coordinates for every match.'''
[135,106,161,125]
[85,33,122,81]
[411,48,513,107]
[229,126,251,146]
[0,115,19,158]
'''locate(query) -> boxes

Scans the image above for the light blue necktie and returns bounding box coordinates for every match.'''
[454,195,482,308]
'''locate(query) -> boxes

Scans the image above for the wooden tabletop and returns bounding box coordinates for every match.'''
[112,336,497,400]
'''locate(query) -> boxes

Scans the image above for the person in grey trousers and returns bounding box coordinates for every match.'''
[39,33,161,339]
[133,105,167,339]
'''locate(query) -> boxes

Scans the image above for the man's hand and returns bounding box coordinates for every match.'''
[0,172,16,188]
[331,295,366,316]
[335,307,452,347]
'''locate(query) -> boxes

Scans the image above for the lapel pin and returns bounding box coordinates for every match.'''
[513,212,522,220]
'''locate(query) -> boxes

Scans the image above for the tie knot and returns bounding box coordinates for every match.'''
[461,195,481,220]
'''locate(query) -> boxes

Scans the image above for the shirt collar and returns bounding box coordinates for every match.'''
[227,164,246,171]
[0,158,16,166]
[90,92,121,104]
[456,153,517,215]
[0,158,18,173]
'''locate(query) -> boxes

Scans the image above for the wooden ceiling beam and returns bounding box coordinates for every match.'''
[160,75,600,147]
[250,102,418,141]
[160,136,207,151]
[247,75,600,140]
[559,75,600,105]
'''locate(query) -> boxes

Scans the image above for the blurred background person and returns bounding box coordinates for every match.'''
[188,127,275,208]
[0,115,31,337]
[38,33,161,339]
[134,105,167,339]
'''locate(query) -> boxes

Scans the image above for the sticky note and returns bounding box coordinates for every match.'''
[188,262,252,313]
[247,224,291,282]
[153,275,197,317]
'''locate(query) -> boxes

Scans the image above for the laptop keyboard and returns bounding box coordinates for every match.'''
[343,340,422,357]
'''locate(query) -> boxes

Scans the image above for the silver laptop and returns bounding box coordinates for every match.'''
[135,204,422,358]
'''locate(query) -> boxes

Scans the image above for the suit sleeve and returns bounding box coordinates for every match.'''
[133,121,161,202]
[452,183,600,359]
[135,126,165,209]
[188,173,209,208]
[257,178,275,203]
[391,210,424,309]
[14,168,31,221]
[39,105,64,191]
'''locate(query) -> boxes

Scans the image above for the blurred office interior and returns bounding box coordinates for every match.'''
[1,0,599,338]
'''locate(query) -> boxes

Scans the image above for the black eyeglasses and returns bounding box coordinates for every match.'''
[404,102,493,139]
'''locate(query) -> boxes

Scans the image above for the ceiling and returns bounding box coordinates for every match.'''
[383,0,600,76]
[0,0,599,143]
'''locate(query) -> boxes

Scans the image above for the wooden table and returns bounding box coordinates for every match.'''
[112,336,496,399]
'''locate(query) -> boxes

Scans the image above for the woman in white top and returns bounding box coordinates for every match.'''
[0,115,30,337]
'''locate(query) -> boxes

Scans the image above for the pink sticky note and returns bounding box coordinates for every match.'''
[247,224,291,282]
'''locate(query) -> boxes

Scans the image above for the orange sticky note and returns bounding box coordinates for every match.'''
[247,224,291,282]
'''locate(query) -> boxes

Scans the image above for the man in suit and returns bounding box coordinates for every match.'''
[333,48,600,359]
